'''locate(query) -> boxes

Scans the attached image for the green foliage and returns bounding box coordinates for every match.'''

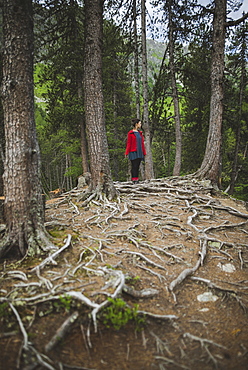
[125,275,141,285]
[180,38,211,173]
[34,12,134,188]
[0,302,9,318]
[33,1,84,192]
[0,302,14,329]
[102,298,145,331]
[30,2,248,200]
[53,295,72,313]
[103,21,134,181]
[48,228,68,239]
[220,22,248,200]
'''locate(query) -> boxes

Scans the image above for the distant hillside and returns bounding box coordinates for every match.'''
[147,38,166,63]
[147,38,167,82]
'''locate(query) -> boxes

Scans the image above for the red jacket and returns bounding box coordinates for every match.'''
[125,130,147,156]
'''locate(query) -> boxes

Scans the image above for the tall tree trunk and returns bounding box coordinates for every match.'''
[195,0,226,185]
[0,108,4,196]
[78,78,89,174]
[0,0,51,259]
[141,0,154,180]
[133,0,141,118]
[167,131,171,176]
[228,24,246,195]
[112,78,120,180]
[168,0,182,176]
[69,3,89,175]
[80,116,89,174]
[84,0,116,198]
[0,144,4,196]
[228,98,242,195]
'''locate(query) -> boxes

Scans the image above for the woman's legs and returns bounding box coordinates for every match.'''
[131,158,141,182]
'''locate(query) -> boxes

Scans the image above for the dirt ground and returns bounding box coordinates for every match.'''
[0,177,248,370]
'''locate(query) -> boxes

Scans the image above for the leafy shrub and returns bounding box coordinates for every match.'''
[102,297,145,330]
[53,294,72,313]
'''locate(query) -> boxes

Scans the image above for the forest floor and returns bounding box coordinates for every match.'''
[0,176,248,370]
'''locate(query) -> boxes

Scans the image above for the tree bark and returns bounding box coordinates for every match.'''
[195,0,226,185]
[78,78,89,174]
[0,0,49,259]
[168,0,182,176]
[83,0,116,198]
[141,0,154,180]
[228,23,246,195]
[133,0,141,118]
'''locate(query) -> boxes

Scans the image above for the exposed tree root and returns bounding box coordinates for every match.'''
[0,234,16,259]
[0,225,58,260]
[8,302,56,370]
[1,177,247,369]
[123,284,159,298]
[155,355,190,369]
[45,311,79,352]
[183,332,227,368]
[137,311,178,320]
[31,234,72,272]
[169,239,207,294]
[191,276,248,311]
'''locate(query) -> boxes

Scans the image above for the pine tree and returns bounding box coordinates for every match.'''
[0,0,53,258]
[84,0,116,197]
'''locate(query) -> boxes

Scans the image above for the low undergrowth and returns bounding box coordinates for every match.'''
[101,297,145,331]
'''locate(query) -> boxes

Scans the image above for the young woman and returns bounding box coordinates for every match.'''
[125,118,146,184]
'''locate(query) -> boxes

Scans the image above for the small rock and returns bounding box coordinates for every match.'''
[199,215,211,220]
[197,292,218,302]
[217,263,236,273]
[199,308,209,312]
[208,241,221,249]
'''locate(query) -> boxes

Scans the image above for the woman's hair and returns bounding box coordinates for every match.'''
[132,118,141,127]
